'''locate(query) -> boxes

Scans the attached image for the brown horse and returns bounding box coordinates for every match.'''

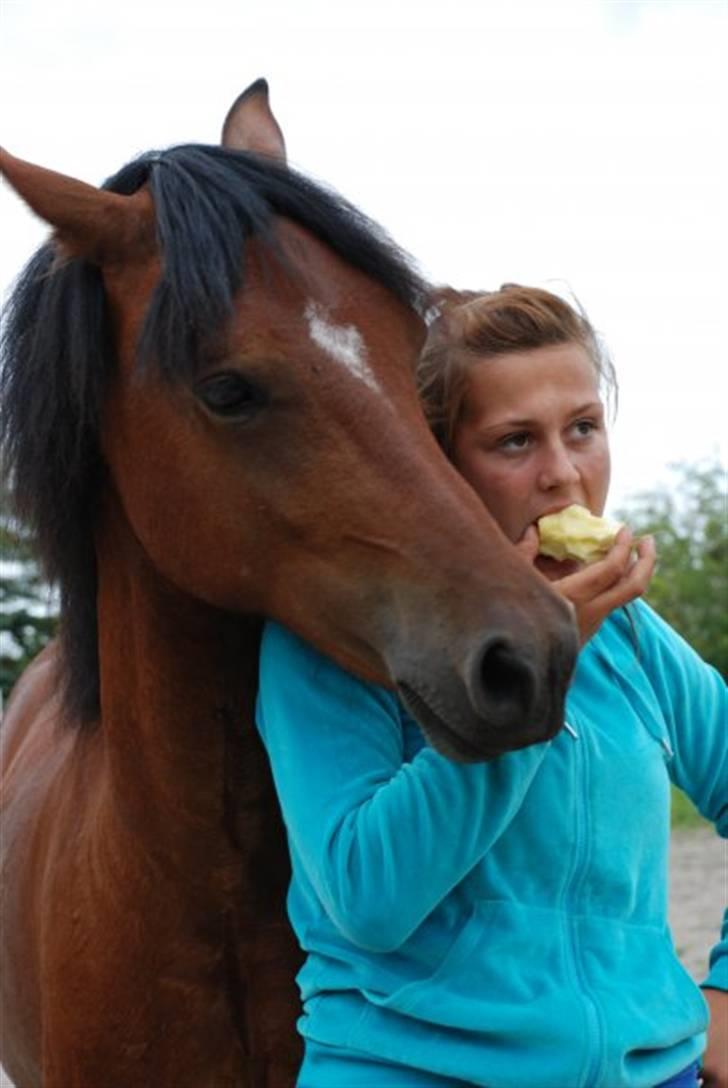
[0,81,577,1087]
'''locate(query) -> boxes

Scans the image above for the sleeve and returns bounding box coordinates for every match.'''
[256,621,552,954]
[633,602,728,990]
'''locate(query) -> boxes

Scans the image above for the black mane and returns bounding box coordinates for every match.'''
[1,144,426,724]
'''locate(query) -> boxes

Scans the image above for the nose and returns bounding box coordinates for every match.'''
[537,442,580,491]
[467,635,537,726]
[465,635,533,722]
[464,611,578,746]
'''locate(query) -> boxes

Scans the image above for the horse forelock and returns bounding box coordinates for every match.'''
[0,143,427,727]
[119,145,426,379]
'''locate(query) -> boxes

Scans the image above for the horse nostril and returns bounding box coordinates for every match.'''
[470,637,537,723]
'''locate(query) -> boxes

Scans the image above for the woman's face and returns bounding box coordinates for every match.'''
[451,342,611,579]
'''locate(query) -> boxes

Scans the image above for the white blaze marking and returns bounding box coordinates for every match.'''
[305,301,381,394]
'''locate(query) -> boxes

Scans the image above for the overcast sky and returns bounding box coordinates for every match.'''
[1,0,725,513]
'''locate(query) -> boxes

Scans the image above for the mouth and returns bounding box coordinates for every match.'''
[536,500,584,521]
[397,680,496,763]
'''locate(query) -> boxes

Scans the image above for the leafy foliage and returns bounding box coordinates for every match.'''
[616,459,727,677]
[670,785,708,829]
[1,510,58,707]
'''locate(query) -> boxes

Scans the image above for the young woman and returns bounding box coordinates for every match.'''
[255,285,727,1088]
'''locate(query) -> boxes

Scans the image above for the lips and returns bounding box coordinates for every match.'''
[537,499,586,521]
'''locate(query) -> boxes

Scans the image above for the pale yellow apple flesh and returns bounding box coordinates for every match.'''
[537,504,623,564]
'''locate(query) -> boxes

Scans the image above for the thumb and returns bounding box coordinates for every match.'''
[515,524,540,564]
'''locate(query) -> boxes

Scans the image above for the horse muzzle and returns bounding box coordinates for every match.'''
[394,606,579,763]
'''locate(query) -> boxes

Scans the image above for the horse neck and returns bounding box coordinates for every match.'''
[93,494,264,851]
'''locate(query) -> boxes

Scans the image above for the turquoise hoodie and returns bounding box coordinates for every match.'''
[255,602,727,1088]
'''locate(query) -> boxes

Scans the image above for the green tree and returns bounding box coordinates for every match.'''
[616,459,727,677]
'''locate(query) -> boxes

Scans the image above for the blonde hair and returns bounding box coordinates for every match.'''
[417,284,617,455]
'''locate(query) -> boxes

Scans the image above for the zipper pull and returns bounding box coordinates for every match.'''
[564,720,579,739]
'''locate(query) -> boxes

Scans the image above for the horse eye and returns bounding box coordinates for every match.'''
[195,372,268,420]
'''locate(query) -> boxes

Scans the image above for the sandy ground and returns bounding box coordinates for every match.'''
[1,828,724,1087]
[668,826,726,982]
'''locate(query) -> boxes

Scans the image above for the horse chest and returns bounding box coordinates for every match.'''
[1,697,299,1087]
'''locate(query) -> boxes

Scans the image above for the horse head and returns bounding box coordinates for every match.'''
[0,80,577,762]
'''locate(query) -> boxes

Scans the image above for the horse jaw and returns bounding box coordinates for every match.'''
[221,78,287,162]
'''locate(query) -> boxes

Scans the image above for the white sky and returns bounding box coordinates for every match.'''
[1,0,726,514]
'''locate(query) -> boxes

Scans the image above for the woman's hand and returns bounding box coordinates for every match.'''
[702,987,728,1088]
[517,526,657,644]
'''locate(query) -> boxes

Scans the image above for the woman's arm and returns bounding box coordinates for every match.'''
[256,621,551,953]
[633,602,728,831]
[631,604,727,1086]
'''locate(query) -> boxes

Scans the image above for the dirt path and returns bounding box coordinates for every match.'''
[1,828,724,1087]
[669,826,726,981]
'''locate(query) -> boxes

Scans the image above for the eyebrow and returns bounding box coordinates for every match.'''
[477,401,604,435]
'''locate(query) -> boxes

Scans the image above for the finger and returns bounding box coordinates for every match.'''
[515,524,540,563]
[555,529,635,600]
[621,534,656,595]
[634,533,657,563]
[557,533,656,643]
[582,534,656,614]
[614,525,632,546]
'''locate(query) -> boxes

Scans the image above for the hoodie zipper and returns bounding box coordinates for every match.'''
[561,711,605,1086]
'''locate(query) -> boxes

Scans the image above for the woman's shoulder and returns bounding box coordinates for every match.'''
[259,620,344,692]
[597,601,726,709]
[601,600,693,659]
[260,618,319,667]
[259,620,400,714]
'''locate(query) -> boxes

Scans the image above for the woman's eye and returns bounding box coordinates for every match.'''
[195,372,268,421]
[499,432,531,452]
[573,418,596,438]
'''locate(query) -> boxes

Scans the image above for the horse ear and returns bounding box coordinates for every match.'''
[0,147,155,265]
[221,78,287,162]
